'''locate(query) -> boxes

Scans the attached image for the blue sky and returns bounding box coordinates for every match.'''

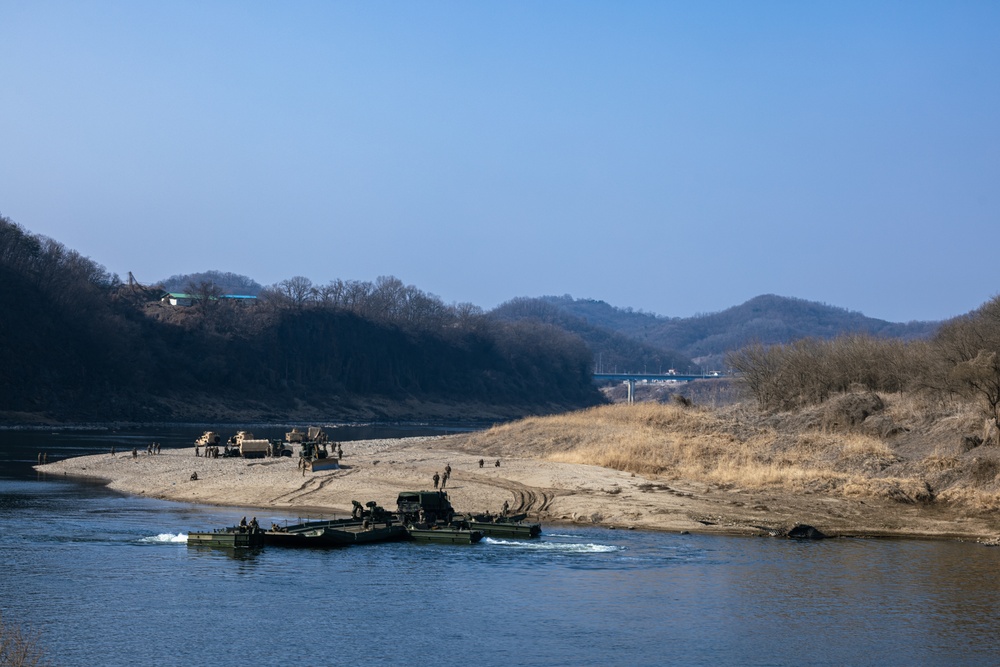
[2,2,997,323]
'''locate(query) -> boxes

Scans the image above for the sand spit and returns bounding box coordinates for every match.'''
[37,435,1000,542]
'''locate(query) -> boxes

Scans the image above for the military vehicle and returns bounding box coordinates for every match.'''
[395,491,485,543]
[287,426,330,446]
[264,501,406,548]
[396,490,456,524]
[395,490,540,539]
[228,431,270,459]
[296,426,336,468]
[284,427,307,444]
[195,431,221,447]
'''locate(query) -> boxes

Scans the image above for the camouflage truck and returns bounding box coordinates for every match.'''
[229,431,270,459]
[396,491,456,525]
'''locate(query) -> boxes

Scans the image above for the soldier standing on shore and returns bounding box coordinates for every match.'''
[433,472,440,489]
[478,458,484,468]
[441,471,448,489]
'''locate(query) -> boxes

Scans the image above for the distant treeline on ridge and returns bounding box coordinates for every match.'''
[0,216,602,422]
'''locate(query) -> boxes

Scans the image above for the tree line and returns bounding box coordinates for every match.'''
[0,216,602,420]
[727,296,1000,424]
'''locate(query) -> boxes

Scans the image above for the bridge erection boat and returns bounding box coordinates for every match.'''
[466,513,542,539]
[188,525,264,549]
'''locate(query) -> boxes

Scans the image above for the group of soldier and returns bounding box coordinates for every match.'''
[107,442,161,458]
[433,464,451,490]
[433,458,505,488]
[237,516,260,533]
[195,444,225,458]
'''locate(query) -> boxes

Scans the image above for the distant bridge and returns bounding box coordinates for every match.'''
[592,372,722,383]
[592,372,725,404]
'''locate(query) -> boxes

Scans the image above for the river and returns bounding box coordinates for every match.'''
[1,426,999,666]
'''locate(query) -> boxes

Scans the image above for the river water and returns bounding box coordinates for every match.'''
[1,426,999,667]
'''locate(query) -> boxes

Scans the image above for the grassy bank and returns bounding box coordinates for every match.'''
[457,393,1000,512]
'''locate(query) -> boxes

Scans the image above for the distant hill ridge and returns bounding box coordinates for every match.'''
[521,294,941,370]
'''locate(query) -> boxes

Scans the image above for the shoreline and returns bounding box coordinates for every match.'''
[36,435,1000,544]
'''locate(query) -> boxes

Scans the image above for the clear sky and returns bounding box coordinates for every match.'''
[2,2,997,323]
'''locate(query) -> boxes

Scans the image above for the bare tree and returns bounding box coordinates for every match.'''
[935,295,1000,423]
[273,276,315,309]
[0,611,51,667]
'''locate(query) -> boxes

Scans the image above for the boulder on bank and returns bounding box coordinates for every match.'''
[785,524,828,540]
[822,392,885,432]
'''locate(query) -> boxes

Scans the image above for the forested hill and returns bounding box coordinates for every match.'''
[0,217,602,424]
[533,294,941,371]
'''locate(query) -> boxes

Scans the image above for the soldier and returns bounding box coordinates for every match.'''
[445,463,452,476]
[132,447,138,459]
[495,459,500,467]
[441,472,448,489]
[502,500,509,516]
[337,443,343,459]
[37,452,42,465]
[43,453,47,464]
[195,445,200,457]
[239,516,248,532]
[433,472,440,489]
[111,445,116,457]
[479,458,484,468]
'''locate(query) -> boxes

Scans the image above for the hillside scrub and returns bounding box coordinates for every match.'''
[727,295,1000,430]
[457,393,1000,510]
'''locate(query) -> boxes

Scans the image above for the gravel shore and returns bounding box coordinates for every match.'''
[39,436,1000,541]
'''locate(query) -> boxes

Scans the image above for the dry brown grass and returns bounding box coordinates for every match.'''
[456,393,1000,509]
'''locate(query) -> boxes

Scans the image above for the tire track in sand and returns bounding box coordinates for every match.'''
[466,476,558,516]
[270,469,356,505]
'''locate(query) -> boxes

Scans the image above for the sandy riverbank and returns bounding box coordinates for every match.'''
[37,433,1000,542]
